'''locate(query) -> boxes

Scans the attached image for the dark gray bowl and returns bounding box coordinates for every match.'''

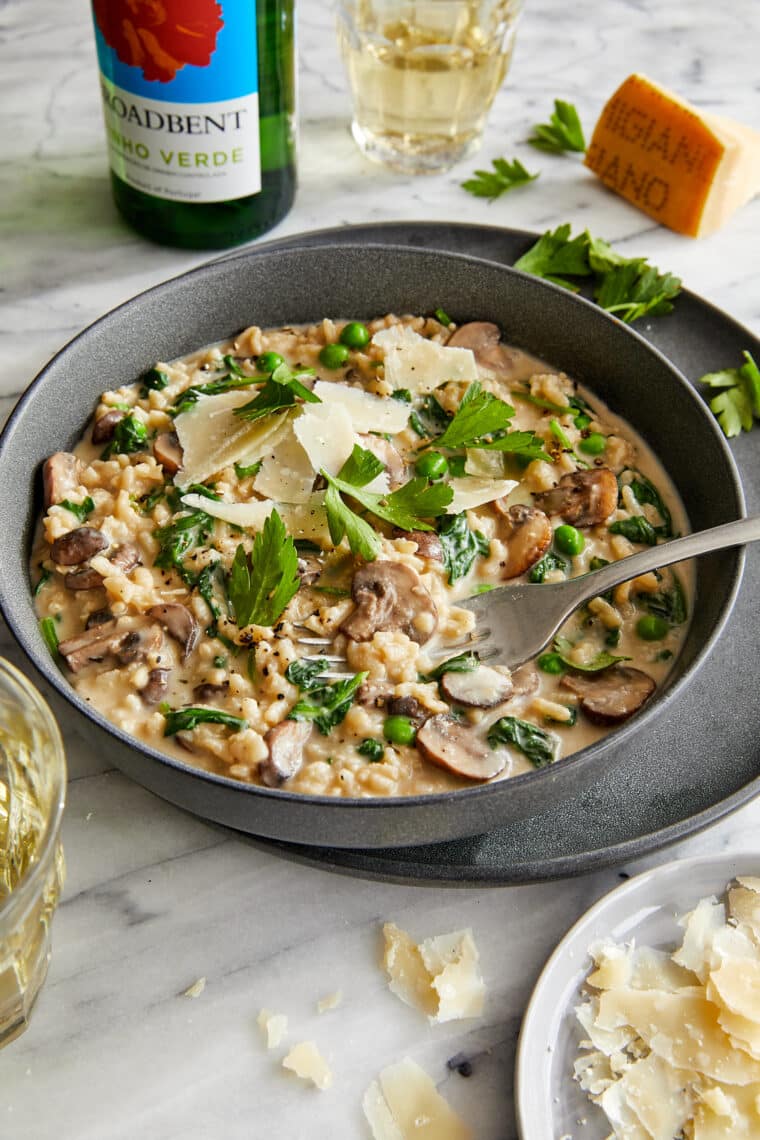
[0,243,744,848]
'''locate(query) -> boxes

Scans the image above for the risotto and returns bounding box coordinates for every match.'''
[32,313,691,797]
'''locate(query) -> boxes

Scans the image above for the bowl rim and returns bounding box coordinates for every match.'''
[0,240,746,825]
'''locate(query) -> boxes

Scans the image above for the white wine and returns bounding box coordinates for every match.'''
[338,0,522,172]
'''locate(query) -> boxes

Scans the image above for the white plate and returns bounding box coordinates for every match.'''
[514,851,760,1139]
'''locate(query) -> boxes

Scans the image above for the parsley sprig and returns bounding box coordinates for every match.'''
[435,383,550,461]
[461,157,539,201]
[226,510,300,627]
[528,100,586,154]
[699,351,760,438]
[322,446,453,561]
[514,224,681,323]
[233,363,319,423]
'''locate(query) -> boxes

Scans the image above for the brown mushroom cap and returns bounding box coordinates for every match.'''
[260,719,312,787]
[50,527,109,566]
[341,561,437,645]
[392,528,444,562]
[64,567,105,591]
[534,469,618,528]
[440,665,513,709]
[492,503,552,578]
[192,681,230,703]
[447,322,517,375]
[560,666,656,725]
[111,543,141,573]
[153,432,183,476]
[141,668,171,705]
[148,604,199,661]
[91,409,126,445]
[43,452,83,508]
[416,715,506,781]
[357,433,406,489]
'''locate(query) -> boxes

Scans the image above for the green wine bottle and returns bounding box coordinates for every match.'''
[91,0,295,250]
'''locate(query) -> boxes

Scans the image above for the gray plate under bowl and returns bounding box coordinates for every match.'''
[0,240,745,854]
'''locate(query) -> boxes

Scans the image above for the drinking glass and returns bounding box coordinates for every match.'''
[337,0,524,173]
[0,659,66,1047]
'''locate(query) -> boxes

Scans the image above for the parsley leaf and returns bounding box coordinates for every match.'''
[462,157,539,200]
[487,716,558,768]
[699,351,760,438]
[594,261,682,322]
[233,363,319,423]
[100,414,149,460]
[58,496,94,522]
[226,510,300,627]
[553,636,630,672]
[162,707,248,736]
[436,382,515,448]
[528,99,586,154]
[438,512,490,583]
[513,224,593,290]
[323,479,381,561]
[288,671,368,735]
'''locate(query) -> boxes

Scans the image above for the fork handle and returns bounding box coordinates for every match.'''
[577,514,760,601]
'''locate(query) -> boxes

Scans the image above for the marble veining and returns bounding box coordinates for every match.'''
[1,0,759,1136]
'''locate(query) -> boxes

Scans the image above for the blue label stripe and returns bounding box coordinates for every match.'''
[93,0,258,104]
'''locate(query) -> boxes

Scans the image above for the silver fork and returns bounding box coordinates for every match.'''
[297,515,760,673]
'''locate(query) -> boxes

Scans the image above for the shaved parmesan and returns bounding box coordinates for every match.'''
[181,492,332,546]
[446,477,517,513]
[313,381,409,434]
[174,391,293,486]
[181,977,206,999]
[253,428,315,504]
[257,1008,288,1049]
[382,923,485,1023]
[363,1058,471,1140]
[374,328,478,396]
[282,1041,332,1090]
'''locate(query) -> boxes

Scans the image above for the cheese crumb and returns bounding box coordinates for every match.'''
[317,990,343,1014]
[181,977,206,999]
[282,1041,333,1090]
[257,1008,288,1049]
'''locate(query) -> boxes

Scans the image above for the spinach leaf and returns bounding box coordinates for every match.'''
[487,716,559,768]
[154,504,216,582]
[409,394,452,438]
[139,367,169,397]
[608,516,658,546]
[288,671,368,735]
[58,496,94,523]
[621,470,673,537]
[421,651,480,683]
[162,707,248,736]
[358,738,385,761]
[529,551,567,583]
[639,571,688,625]
[437,513,490,583]
[286,659,330,692]
[553,636,630,672]
[100,414,149,460]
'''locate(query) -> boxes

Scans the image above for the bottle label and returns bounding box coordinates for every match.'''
[92,1,261,204]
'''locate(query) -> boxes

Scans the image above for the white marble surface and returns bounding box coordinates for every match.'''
[2,0,760,1136]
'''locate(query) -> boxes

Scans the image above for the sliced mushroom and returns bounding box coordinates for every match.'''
[259,719,312,787]
[91,409,126,445]
[43,452,84,508]
[192,681,230,703]
[297,556,323,586]
[357,433,406,488]
[58,620,125,673]
[534,469,618,528]
[50,527,109,566]
[492,503,552,578]
[153,432,183,476]
[341,561,437,645]
[447,322,516,375]
[64,567,105,591]
[86,607,114,629]
[416,715,506,781]
[111,543,141,573]
[511,663,540,698]
[440,665,513,708]
[357,680,395,708]
[117,623,163,665]
[387,695,427,721]
[148,604,199,661]
[141,668,171,705]
[392,528,444,562]
[560,666,656,725]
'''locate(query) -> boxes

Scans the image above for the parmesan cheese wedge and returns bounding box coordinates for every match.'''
[382,923,485,1023]
[174,392,293,486]
[281,1041,332,1090]
[585,73,760,237]
[312,381,410,434]
[373,328,478,395]
[181,492,332,546]
[363,1058,472,1140]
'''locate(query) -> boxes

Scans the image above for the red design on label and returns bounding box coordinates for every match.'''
[93,0,224,83]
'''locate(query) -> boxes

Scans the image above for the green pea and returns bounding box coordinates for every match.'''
[319,342,351,369]
[579,432,607,455]
[636,614,669,641]
[415,451,449,480]
[257,351,284,374]
[383,715,417,746]
[554,524,585,556]
[573,413,591,431]
[538,652,566,675]
[339,321,370,349]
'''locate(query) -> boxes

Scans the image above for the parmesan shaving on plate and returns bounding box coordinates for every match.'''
[382,923,485,1023]
[575,877,760,1139]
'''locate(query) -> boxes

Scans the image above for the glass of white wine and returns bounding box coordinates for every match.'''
[337,0,524,173]
[0,659,66,1048]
